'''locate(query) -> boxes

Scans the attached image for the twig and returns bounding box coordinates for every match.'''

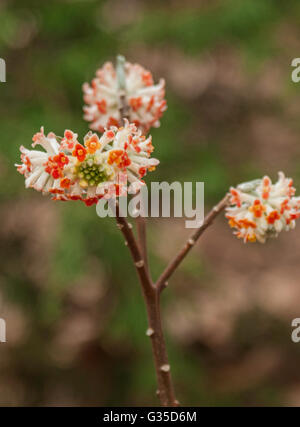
[136,214,149,272]
[156,194,230,293]
[115,201,178,406]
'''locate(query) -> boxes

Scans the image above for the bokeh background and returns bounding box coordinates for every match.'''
[1,0,300,406]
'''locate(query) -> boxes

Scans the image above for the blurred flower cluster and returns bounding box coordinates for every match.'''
[226,172,300,243]
[83,60,166,134]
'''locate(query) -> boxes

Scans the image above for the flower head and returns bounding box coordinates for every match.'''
[15,122,159,206]
[225,172,300,243]
[83,59,166,134]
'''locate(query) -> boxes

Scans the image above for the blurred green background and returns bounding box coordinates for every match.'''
[1,0,300,406]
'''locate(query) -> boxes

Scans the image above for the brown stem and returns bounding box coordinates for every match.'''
[156,194,230,293]
[115,202,178,406]
[119,92,129,124]
[136,213,149,273]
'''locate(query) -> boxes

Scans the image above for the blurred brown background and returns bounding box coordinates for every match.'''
[1,0,300,406]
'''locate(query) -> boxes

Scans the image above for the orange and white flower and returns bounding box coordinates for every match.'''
[83,59,166,134]
[15,121,159,206]
[225,172,300,243]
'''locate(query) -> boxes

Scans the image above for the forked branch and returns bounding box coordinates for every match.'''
[115,202,178,406]
[156,194,230,293]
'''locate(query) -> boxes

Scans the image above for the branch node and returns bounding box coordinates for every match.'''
[124,241,128,246]
[146,327,155,337]
[160,364,170,373]
[117,223,124,230]
[128,223,133,229]
[188,238,195,246]
[135,260,144,268]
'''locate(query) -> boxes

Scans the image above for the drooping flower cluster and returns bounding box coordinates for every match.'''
[225,172,300,243]
[15,121,158,206]
[83,61,166,134]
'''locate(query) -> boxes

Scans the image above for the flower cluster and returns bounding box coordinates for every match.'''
[225,172,300,243]
[15,121,158,206]
[83,61,166,134]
